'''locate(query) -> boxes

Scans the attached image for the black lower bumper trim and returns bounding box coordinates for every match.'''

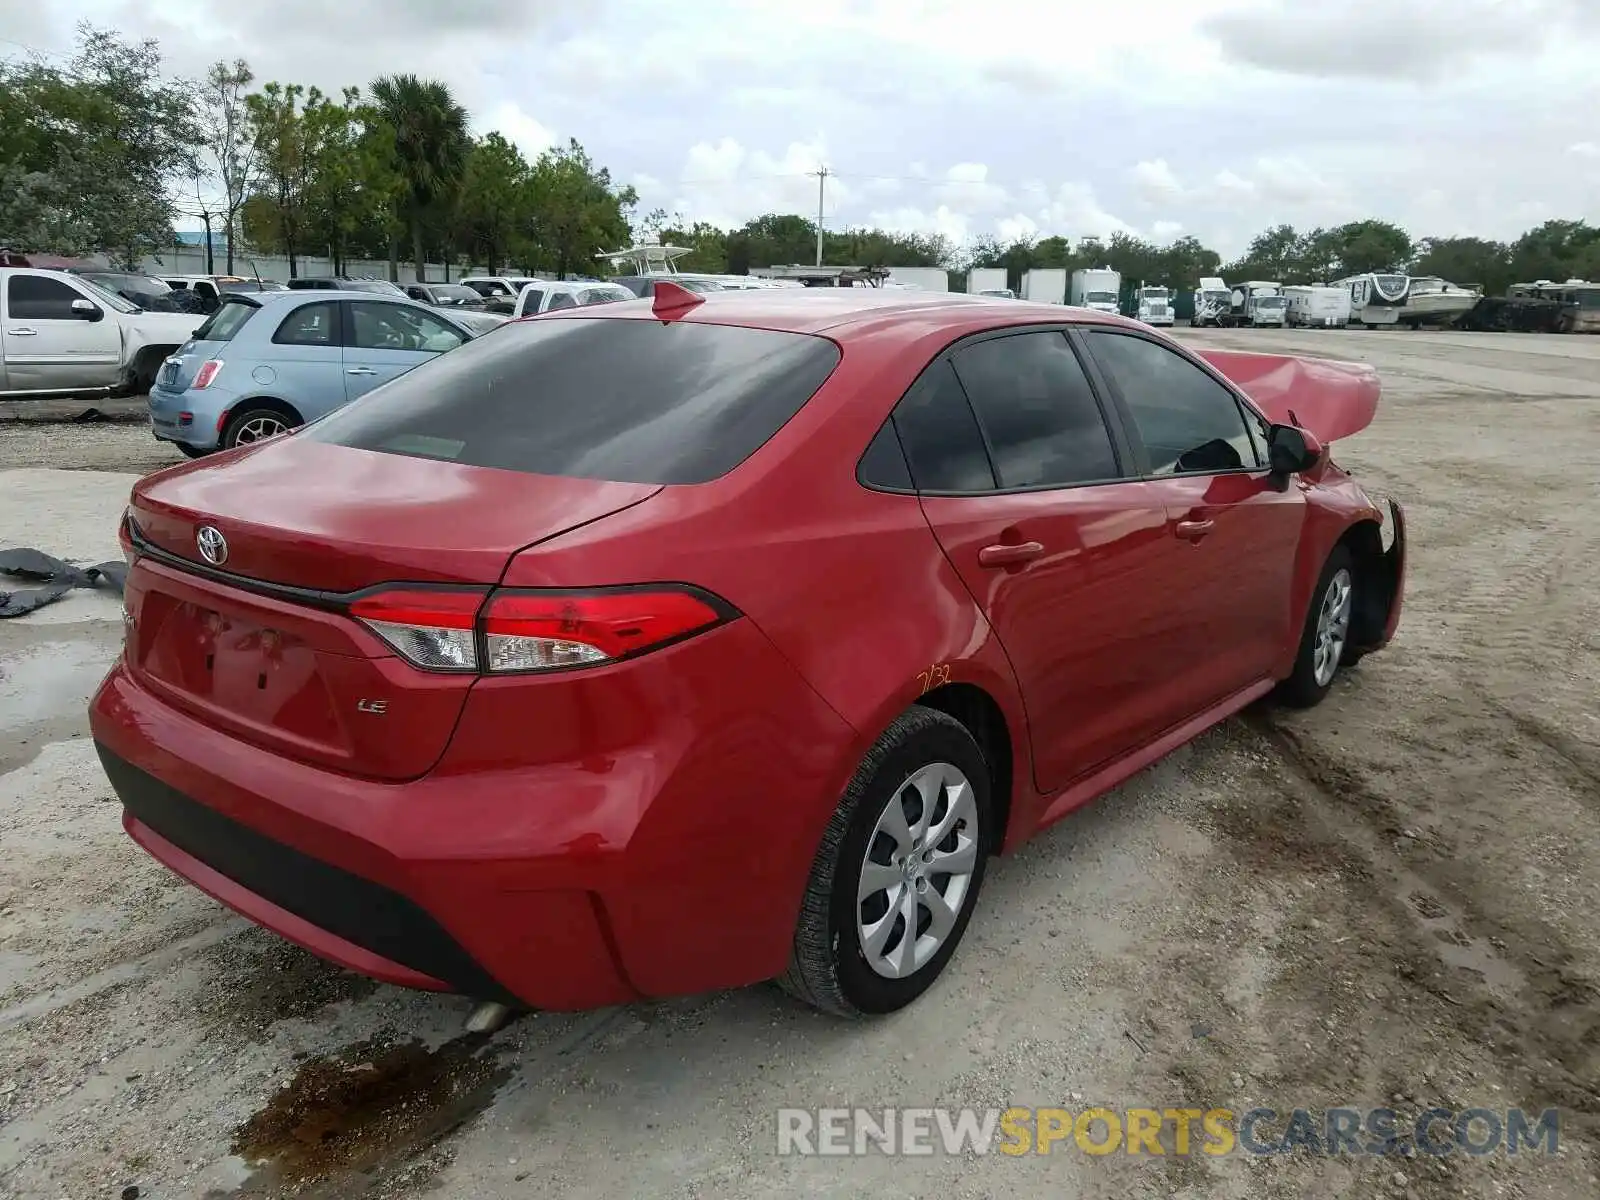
[96,744,517,1004]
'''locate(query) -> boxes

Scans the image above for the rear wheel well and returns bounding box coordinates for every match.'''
[221,397,303,439]
[1338,519,1386,646]
[914,683,1013,853]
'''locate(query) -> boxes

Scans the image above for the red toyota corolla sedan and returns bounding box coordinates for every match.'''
[89,283,1405,1017]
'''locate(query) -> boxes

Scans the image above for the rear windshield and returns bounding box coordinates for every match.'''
[302,317,841,484]
[191,298,260,342]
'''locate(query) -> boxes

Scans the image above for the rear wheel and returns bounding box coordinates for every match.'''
[1276,546,1355,709]
[779,707,991,1017]
[222,405,299,450]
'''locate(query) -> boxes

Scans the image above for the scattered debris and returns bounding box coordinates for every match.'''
[0,547,126,618]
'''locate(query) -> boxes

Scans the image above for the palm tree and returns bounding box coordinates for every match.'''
[369,74,470,284]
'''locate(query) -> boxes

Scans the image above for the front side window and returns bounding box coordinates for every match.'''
[8,275,94,319]
[951,331,1121,489]
[274,301,338,347]
[1086,331,1259,475]
[348,302,465,353]
[545,292,578,312]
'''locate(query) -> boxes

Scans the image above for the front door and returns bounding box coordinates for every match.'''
[2,274,122,392]
[896,329,1187,793]
[341,300,466,402]
[1080,328,1306,715]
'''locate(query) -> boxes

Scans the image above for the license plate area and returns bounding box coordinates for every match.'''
[138,597,345,746]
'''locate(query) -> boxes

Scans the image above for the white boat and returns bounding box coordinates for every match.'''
[595,237,693,276]
[1400,276,1479,326]
[1337,272,1409,326]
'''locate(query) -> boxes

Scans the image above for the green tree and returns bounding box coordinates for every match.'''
[658,221,730,273]
[527,138,636,277]
[196,59,261,273]
[1412,236,1511,293]
[455,132,533,274]
[244,82,315,273]
[1508,219,1598,284]
[369,74,471,282]
[0,24,198,263]
[1331,219,1413,275]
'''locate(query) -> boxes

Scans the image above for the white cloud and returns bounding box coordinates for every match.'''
[1131,159,1183,203]
[20,0,1600,259]
[478,102,556,162]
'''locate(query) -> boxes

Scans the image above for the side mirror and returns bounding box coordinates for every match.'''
[70,297,102,321]
[1267,423,1323,476]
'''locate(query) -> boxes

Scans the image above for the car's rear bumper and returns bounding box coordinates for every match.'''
[147,384,223,449]
[88,618,858,1010]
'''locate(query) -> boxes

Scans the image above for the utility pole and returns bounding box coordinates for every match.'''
[812,165,829,266]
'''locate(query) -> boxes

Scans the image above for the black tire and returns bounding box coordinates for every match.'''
[1275,545,1355,709]
[779,706,993,1017]
[221,405,299,450]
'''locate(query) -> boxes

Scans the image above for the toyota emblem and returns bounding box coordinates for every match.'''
[196,525,228,566]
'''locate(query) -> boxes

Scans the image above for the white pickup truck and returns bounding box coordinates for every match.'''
[1,267,208,399]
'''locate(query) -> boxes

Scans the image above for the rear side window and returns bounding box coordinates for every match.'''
[546,292,578,312]
[191,298,259,342]
[274,302,337,346]
[889,360,997,492]
[952,331,1121,489]
[519,289,544,312]
[302,317,842,485]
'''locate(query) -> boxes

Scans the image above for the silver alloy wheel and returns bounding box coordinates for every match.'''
[1312,566,1353,687]
[233,414,288,445]
[857,761,980,980]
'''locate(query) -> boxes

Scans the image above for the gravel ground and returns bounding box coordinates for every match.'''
[2,329,1598,1198]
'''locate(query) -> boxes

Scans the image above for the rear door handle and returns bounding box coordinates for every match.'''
[345,367,378,375]
[978,541,1045,567]
[8,328,38,336]
[1174,519,1215,541]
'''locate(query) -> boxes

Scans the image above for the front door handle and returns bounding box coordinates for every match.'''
[1174,519,1215,541]
[345,367,378,375]
[978,541,1045,568]
[8,328,38,336]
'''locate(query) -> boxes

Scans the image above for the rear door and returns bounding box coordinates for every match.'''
[2,273,123,392]
[1080,328,1305,712]
[341,300,467,401]
[265,300,345,414]
[902,328,1183,793]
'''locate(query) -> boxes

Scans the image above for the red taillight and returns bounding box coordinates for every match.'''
[481,589,724,672]
[349,588,485,672]
[347,586,731,674]
[191,359,224,389]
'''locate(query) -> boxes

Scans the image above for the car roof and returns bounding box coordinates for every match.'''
[230,289,437,308]
[555,287,1143,339]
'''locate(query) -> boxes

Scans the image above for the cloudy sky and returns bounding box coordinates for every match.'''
[7,0,1600,256]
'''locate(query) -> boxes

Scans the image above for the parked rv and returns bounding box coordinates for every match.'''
[1285,285,1352,328]
[1190,277,1232,327]
[885,267,951,293]
[1069,268,1120,314]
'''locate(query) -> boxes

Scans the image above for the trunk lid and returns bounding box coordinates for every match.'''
[1198,350,1381,444]
[129,438,660,591]
[125,439,660,779]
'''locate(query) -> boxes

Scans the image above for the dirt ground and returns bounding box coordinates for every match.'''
[1,328,1598,1199]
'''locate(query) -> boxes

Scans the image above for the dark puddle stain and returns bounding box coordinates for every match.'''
[229,1033,510,1193]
